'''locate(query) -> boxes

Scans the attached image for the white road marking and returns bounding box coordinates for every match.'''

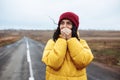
[26,40,35,80]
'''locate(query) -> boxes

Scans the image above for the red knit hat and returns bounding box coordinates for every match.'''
[58,12,79,29]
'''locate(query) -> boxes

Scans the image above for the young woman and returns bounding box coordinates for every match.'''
[42,12,94,80]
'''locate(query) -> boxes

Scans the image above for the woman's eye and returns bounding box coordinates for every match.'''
[67,22,72,25]
[60,22,64,25]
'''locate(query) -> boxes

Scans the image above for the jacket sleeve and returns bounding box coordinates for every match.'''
[42,38,67,70]
[67,38,94,69]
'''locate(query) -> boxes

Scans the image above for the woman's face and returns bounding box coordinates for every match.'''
[59,19,72,30]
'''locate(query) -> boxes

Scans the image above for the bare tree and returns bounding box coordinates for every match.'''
[49,16,57,25]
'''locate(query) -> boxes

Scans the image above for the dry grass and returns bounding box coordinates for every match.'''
[86,39,120,66]
[0,36,21,47]
[27,30,54,44]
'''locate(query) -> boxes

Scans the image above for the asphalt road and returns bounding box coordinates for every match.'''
[0,37,120,80]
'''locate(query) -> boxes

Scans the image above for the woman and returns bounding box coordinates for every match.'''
[42,12,94,80]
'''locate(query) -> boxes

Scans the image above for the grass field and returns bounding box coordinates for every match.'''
[0,36,21,47]
[87,39,120,66]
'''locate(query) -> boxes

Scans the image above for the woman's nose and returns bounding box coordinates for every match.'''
[63,23,67,27]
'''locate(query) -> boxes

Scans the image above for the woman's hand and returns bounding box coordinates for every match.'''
[60,29,66,39]
[61,28,72,40]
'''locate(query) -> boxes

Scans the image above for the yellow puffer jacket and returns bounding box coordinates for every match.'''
[42,38,94,80]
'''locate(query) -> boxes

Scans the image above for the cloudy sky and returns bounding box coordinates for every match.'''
[0,0,120,30]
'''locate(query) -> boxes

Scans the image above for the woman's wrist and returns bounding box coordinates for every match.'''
[59,34,66,39]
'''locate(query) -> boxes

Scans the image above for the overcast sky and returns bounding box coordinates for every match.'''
[0,0,120,30]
